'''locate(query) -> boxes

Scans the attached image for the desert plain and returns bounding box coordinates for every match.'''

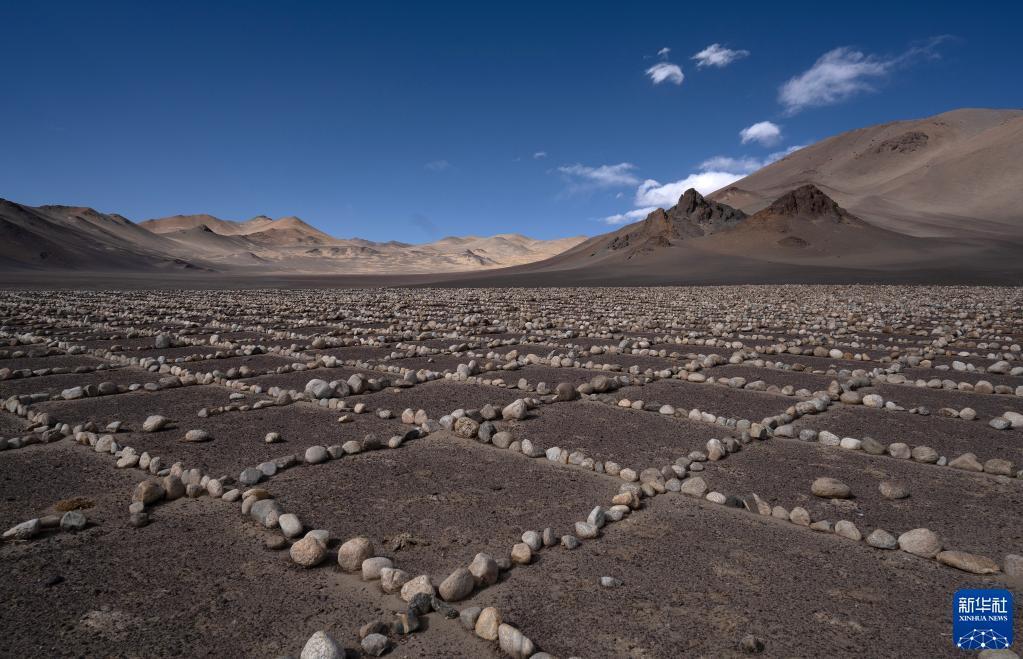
[1,285,1021,658]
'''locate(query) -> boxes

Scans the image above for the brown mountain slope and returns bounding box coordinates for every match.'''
[0,198,585,274]
[0,200,206,272]
[709,108,1023,238]
[455,184,1023,286]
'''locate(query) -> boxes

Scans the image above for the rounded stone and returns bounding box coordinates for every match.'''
[898,528,943,558]
[475,607,502,640]
[300,630,343,659]
[290,535,328,568]
[361,556,394,581]
[338,536,373,572]
[811,477,851,499]
[438,567,475,601]
[878,481,910,499]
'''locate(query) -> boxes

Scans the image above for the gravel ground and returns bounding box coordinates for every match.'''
[615,379,793,422]
[705,437,1023,559]
[472,495,1022,658]
[272,432,617,578]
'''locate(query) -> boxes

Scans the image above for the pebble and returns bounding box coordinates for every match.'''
[304,445,328,464]
[360,633,389,657]
[680,477,707,497]
[400,574,435,602]
[3,518,40,540]
[561,534,581,549]
[142,415,168,432]
[469,552,499,586]
[278,513,303,538]
[498,623,534,659]
[290,535,328,567]
[834,520,862,541]
[362,556,394,581]
[475,606,502,640]
[936,550,1000,574]
[182,429,212,443]
[132,479,165,505]
[878,481,910,499]
[866,529,897,549]
[338,536,373,572]
[439,567,475,601]
[510,542,533,564]
[897,528,943,558]
[380,567,410,593]
[460,606,482,631]
[811,477,850,498]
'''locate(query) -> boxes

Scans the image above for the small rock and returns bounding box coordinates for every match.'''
[898,528,942,558]
[878,480,910,499]
[182,429,212,443]
[866,529,897,549]
[338,536,373,571]
[290,535,328,568]
[937,550,1000,574]
[301,631,344,659]
[475,606,501,640]
[360,633,390,657]
[142,415,168,432]
[439,567,475,601]
[59,511,87,532]
[811,477,850,499]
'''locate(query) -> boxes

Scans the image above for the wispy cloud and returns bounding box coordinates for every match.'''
[700,145,805,175]
[645,62,684,86]
[779,36,951,114]
[602,206,658,226]
[424,159,450,171]
[532,151,547,160]
[691,43,749,68]
[699,156,764,175]
[739,120,782,146]
[656,47,671,58]
[557,163,640,192]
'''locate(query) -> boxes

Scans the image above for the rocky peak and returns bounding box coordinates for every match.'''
[765,184,844,219]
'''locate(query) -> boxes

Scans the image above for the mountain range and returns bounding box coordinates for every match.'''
[2,108,1021,285]
[0,203,585,274]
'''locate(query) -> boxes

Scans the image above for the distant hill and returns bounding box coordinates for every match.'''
[0,201,586,274]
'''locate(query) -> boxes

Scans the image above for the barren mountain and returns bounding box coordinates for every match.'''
[451,184,1023,286]
[709,108,1023,238]
[0,200,585,274]
[0,200,205,272]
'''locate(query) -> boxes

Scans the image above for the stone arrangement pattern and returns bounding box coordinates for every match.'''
[1,285,1022,658]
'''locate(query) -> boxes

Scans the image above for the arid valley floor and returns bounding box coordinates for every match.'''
[2,286,1022,658]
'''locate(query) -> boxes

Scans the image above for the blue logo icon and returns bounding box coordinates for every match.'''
[954,589,1013,650]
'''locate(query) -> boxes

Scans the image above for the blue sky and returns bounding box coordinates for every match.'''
[2,1,1021,241]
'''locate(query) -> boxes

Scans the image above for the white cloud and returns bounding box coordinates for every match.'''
[739,121,782,146]
[602,206,658,226]
[657,47,671,58]
[691,43,749,68]
[698,145,806,177]
[779,37,950,114]
[699,155,763,175]
[557,162,639,192]
[766,144,805,163]
[645,62,684,86]
[634,172,744,207]
[424,159,450,171]
[532,151,547,159]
